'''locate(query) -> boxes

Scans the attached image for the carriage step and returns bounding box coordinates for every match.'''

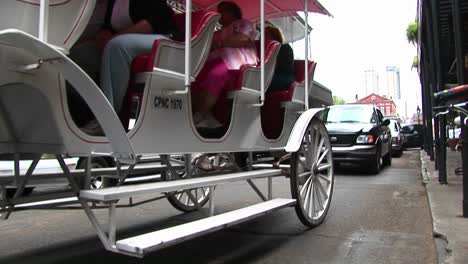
[0,163,176,180]
[116,198,295,257]
[252,164,290,169]
[80,169,282,202]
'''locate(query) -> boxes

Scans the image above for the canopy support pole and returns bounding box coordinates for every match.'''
[39,0,49,42]
[260,0,265,105]
[304,0,309,110]
[185,0,192,90]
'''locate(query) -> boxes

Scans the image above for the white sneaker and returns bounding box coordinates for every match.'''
[195,113,222,129]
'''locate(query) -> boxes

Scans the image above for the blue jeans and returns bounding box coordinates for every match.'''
[100,33,168,113]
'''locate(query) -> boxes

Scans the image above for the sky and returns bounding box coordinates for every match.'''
[291,0,421,120]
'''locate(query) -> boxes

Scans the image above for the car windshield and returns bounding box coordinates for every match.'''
[323,106,375,124]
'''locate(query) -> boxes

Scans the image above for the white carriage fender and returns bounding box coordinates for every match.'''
[284,108,324,153]
[0,29,136,164]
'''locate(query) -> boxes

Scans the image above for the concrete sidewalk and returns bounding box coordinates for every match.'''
[421,149,468,264]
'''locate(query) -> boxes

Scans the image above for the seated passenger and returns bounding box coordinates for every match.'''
[264,25,295,93]
[191,1,258,128]
[72,0,178,135]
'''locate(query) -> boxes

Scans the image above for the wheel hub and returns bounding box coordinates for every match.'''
[312,164,319,175]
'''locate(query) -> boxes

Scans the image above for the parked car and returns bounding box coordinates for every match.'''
[386,118,405,157]
[401,124,425,149]
[320,104,392,174]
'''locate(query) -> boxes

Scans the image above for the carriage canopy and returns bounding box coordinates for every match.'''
[190,0,331,20]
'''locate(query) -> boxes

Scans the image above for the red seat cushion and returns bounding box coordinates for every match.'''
[261,91,290,139]
[131,55,151,74]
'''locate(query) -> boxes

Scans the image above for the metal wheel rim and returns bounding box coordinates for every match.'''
[88,161,106,190]
[173,187,211,206]
[296,121,333,220]
[167,155,211,208]
[90,176,104,189]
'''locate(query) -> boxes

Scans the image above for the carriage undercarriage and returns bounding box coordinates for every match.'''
[0,0,334,258]
[0,120,333,258]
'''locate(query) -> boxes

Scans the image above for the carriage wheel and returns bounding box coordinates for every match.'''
[290,117,334,227]
[162,155,211,212]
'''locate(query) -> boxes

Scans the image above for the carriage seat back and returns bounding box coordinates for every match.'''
[130,11,220,75]
[260,60,316,139]
[0,0,96,53]
[227,39,281,93]
[211,40,280,127]
[289,60,317,104]
[146,11,220,78]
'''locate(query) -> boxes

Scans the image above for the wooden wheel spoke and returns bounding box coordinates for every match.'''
[315,137,325,162]
[309,181,315,218]
[318,163,332,172]
[312,127,319,160]
[316,179,329,201]
[318,173,331,183]
[316,148,329,166]
[314,181,324,211]
[303,180,312,212]
[299,171,312,179]
[300,172,313,197]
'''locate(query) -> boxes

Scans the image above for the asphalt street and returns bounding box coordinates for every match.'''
[0,150,437,264]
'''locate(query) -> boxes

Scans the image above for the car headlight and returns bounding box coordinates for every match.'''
[356,134,375,144]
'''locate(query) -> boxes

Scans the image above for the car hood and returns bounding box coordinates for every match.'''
[325,123,374,134]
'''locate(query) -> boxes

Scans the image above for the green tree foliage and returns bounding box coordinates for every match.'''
[407,21,418,69]
[333,96,346,105]
[406,21,418,45]
[412,56,419,69]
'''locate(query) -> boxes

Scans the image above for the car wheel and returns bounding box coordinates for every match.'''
[4,187,35,199]
[382,148,392,167]
[395,149,403,157]
[76,157,117,189]
[368,147,381,174]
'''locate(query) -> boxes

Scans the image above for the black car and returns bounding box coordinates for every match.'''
[320,104,392,174]
[401,124,424,148]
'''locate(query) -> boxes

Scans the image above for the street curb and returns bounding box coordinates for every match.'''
[420,154,429,184]
[419,150,452,264]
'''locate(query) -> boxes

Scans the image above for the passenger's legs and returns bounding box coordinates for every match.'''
[100,34,168,113]
[69,40,101,82]
[191,58,234,121]
[67,41,101,126]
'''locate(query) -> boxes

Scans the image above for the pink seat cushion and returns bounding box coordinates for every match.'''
[212,40,280,126]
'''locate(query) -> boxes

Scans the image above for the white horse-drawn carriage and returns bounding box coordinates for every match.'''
[0,0,333,257]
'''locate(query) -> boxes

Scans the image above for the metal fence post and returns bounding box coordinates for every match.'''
[439,115,447,184]
[462,113,468,217]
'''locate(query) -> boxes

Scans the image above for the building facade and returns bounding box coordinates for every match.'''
[355,93,397,116]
